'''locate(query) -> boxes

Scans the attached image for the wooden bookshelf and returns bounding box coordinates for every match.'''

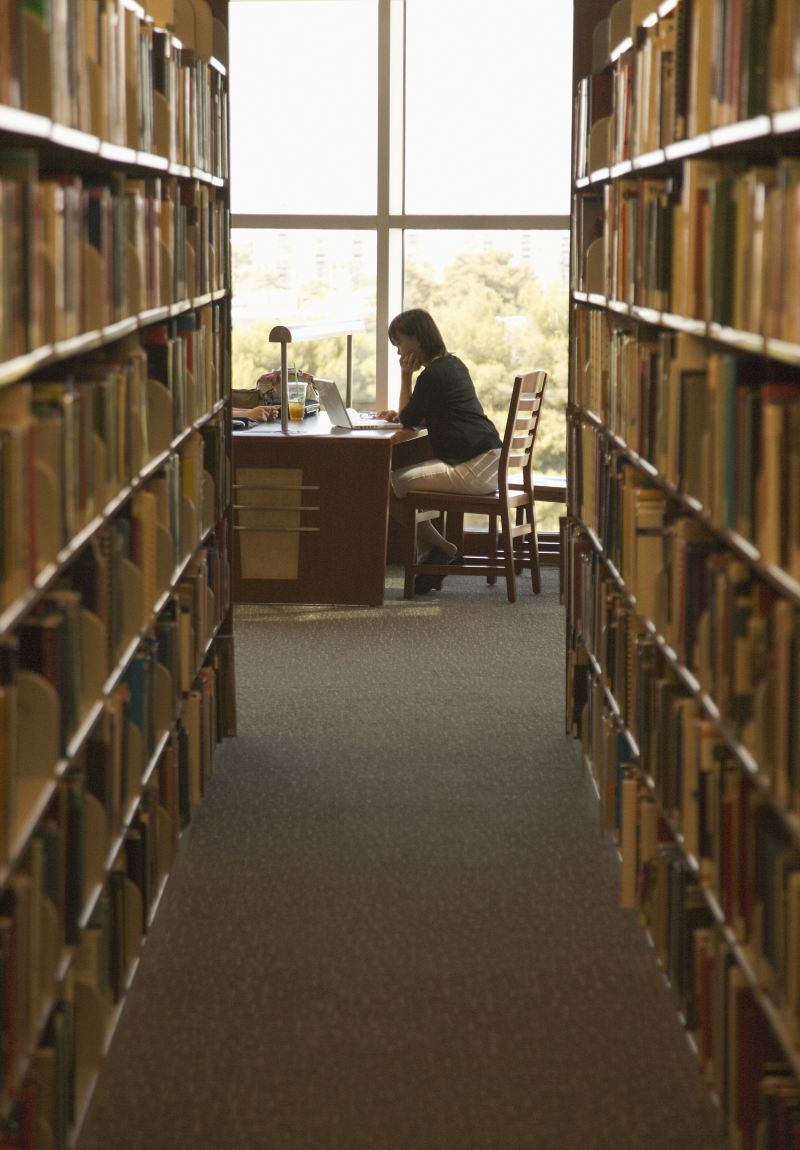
[568,0,800,1145]
[0,1,235,1144]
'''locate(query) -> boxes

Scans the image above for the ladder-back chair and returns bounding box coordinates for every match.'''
[402,369,548,603]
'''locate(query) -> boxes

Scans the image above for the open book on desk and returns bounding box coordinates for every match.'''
[314,378,400,429]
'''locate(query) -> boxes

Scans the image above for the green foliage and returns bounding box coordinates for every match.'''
[231,323,378,403]
[404,249,568,478]
[231,245,282,295]
[403,249,568,531]
[231,321,274,391]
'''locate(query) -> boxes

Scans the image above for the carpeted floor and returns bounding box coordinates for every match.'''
[76,567,728,1150]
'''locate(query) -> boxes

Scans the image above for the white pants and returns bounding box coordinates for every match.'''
[391,448,501,499]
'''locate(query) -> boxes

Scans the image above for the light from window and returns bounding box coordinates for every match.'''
[405,0,573,215]
[229,2,378,214]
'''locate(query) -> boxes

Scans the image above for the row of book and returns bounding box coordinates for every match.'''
[570,545,800,1147]
[575,554,800,994]
[569,433,800,810]
[575,155,800,347]
[145,304,230,447]
[0,0,228,179]
[0,150,229,362]
[0,652,221,1141]
[571,316,800,576]
[580,643,800,1039]
[578,684,800,1150]
[638,847,800,1150]
[577,0,799,179]
[573,5,800,1141]
[0,309,228,615]
[0,3,235,1144]
[0,515,230,873]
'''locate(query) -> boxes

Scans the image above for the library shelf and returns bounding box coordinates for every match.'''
[568,1,800,1144]
[0,1,236,1145]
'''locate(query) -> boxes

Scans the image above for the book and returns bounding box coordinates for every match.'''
[0,384,36,608]
[30,397,68,570]
[0,4,22,110]
[629,486,666,626]
[38,178,67,346]
[0,149,40,355]
[756,383,800,567]
[687,0,714,136]
[124,825,147,936]
[41,586,83,741]
[82,183,114,331]
[0,640,19,867]
[733,165,775,336]
[18,607,70,751]
[620,771,639,908]
[742,0,769,118]
[122,641,157,762]
[787,870,800,1047]
[674,696,701,859]
[131,488,159,610]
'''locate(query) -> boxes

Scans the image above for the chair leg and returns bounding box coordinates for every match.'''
[488,514,498,585]
[514,507,525,574]
[403,504,417,599]
[446,510,465,553]
[500,506,517,603]
[528,501,541,594]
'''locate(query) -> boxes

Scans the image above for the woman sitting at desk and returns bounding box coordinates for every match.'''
[379,308,501,594]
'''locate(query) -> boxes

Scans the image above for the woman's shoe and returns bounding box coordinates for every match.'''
[413,571,439,594]
[413,548,462,595]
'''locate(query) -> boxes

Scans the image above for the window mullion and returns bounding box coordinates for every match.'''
[375,0,405,411]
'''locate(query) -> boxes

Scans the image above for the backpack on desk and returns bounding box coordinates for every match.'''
[232,373,318,409]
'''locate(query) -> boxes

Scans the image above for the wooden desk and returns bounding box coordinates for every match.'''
[232,413,428,606]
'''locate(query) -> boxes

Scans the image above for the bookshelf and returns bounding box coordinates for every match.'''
[567,0,800,1145]
[0,0,235,1144]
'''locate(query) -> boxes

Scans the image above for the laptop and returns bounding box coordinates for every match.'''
[314,378,400,430]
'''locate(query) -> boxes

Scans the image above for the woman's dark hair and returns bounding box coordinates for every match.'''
[388,309,447,361]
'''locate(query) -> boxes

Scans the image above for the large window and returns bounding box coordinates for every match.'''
[229,1,572,491]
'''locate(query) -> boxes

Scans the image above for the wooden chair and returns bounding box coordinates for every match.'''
[402,369,548,603]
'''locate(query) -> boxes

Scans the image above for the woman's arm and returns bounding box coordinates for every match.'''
[378,356,417,421]
[232,405,279,422]
[398,365,414,411]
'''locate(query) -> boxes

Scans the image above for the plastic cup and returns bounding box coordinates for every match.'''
[287,380,306,421]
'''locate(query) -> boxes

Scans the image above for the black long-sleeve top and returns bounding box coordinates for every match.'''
[400,354,501,465]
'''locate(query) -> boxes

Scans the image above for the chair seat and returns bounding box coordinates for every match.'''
[409,486,529,514]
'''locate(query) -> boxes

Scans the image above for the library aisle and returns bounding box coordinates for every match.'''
[76,568,726,1150]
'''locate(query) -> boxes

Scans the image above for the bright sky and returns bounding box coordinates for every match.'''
[228,0,573,216]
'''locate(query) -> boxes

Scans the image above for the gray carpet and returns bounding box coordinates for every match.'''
[76,567,727,1150]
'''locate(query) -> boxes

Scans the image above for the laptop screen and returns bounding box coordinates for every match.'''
[314,378,353,428]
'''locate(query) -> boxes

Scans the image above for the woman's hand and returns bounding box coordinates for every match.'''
[253,405,279,422]
[234,404,278,422]
[377,410,399,422]
[398,350,421,373]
